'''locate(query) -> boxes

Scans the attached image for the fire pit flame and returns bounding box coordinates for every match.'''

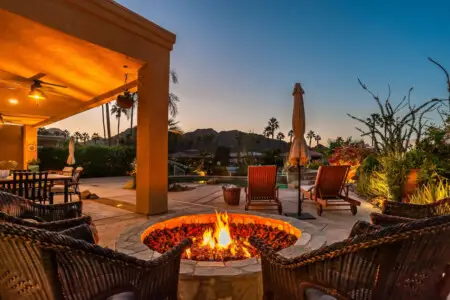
[187,211,251,260]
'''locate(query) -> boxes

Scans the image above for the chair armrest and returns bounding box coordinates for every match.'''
[59,224,95,243]
[349,221,380,237]
[370,212,415,226]
[382,200,430,219]
[26,200,82,221]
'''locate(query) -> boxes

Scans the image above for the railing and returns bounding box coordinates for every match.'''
[168,160,188,176]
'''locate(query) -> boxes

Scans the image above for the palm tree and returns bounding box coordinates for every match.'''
[73,131,82,144]
[288,129,294,143]
[169,70,179,117]
[168,118,183,134]
[267,117,279,139]
[263,126,271,138]
[105,102,112,145]
[315,134,322,146]
[111,102,130,145]
[82,132,90,144]
[62,130,70,139]
[306,130,316,147]
[128,92,137,137]
[91,133,100,144]
[101,104,107,139]
[276,132,285,141]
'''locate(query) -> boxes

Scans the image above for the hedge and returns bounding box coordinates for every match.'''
[38,145,135,178]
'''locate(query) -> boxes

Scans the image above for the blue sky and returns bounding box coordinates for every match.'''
[52,0,450,142]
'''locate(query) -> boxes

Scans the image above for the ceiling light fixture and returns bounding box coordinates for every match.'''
[28,87,46,105]
[8,98,18,105]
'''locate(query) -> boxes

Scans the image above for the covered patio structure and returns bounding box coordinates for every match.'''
[0,0,175,215]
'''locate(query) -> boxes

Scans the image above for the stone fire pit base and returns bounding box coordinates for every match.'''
[116,209,327,300]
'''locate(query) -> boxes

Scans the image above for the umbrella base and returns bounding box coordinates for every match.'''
[284,212,316,220]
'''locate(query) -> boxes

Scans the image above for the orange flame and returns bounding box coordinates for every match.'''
[200,211,251,259]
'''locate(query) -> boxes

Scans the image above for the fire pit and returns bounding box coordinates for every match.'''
[142,211,299,262]
[116,209,326,300]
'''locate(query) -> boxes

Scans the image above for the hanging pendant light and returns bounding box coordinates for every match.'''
[116,65,135,109]
[0,114,4,130]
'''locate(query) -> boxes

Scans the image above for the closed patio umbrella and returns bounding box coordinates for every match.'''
[67,137,76,165]
[286,83,314,220]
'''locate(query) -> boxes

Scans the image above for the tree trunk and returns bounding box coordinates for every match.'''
[117,112,121,146]
[101,105,106,139]
[130,104,134,137]
[105,102,112,145]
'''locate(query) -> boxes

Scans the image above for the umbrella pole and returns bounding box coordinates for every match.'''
[284,157,316,220]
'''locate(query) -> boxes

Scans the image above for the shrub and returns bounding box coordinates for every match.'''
[329,145,369,181]
[307,160,323,170]
[39,145,135,178]
[380,153,409,202]
[409,178,450,204]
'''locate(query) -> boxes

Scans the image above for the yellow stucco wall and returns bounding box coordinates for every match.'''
[0,125,23,165]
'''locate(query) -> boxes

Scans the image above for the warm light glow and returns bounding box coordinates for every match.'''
[8,98,18,105]
[28,89,46,101]
[199,211,251,258]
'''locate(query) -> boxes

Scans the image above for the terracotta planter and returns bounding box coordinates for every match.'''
[222,186,241,205]
[402,168,419,203]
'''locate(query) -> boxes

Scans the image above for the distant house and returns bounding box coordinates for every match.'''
[229,152,262,164]
[37,135,66,148]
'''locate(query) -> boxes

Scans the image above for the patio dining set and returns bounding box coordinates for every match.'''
[0,166,83,204]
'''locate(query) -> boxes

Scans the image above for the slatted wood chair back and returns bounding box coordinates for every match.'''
[12,171,49,203]
[247,166,277,199]
[314,165,349,198]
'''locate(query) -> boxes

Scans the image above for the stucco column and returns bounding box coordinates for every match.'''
[22,125,38,169]
[136,58,170,215]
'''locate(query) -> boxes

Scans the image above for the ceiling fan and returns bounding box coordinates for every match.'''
[0,69,71,102]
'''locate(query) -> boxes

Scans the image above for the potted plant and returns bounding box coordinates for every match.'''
[0,160,17,178]
[27,158,41,172]
[116,90,135,109]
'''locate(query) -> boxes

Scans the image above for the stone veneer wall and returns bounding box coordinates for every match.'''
[116,209,327,300]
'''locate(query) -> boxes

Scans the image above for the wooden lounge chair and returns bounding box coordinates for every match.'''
[245,165,282,214]
[300,165,360,216]
[250,215,450,300]
[0,223,192,300]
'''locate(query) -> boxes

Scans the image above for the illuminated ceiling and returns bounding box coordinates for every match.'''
[0,7,143,126]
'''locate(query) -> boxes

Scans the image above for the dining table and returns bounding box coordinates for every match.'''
[0,174,73,203]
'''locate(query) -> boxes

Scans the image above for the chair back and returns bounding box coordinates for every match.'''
[254,215,450,299]
[247,165,277,199]
[314,165,349,198]
[0,222,191,300]
[12,171,49,203]
[61,167,74,177]
[0,223,62,299]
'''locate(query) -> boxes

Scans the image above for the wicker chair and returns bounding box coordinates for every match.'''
[371,197,450,226]
[250,215,450,300]
[0,223,192,300]
[0,191,82,222]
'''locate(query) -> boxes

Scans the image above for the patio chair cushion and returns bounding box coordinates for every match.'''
[305,289,336,300]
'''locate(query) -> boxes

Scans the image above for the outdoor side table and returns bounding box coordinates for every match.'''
[222,186,241,206]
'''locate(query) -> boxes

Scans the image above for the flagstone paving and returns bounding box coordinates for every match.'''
[65,176,380,248]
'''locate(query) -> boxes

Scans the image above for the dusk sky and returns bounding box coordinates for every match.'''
[52,0,450,142]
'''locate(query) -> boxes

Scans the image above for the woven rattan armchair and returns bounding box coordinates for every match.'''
[0,191,82,222]
[0,223,192,300]
[371,197,450,226]
[250,215,450,300]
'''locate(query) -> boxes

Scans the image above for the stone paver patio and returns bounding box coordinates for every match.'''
[74,176,380,249]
